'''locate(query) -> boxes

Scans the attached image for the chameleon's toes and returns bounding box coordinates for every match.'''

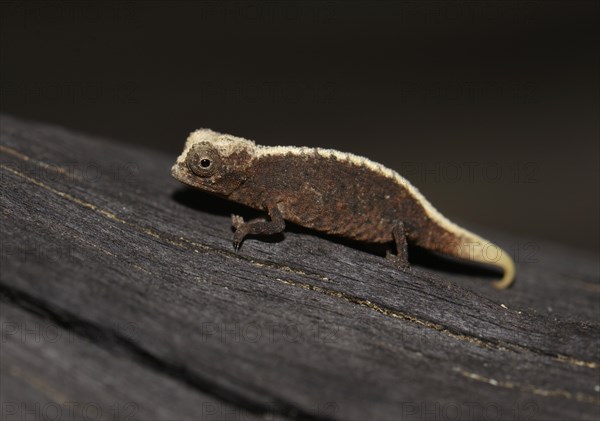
[386,252,410,271]
[232,237,242,252]
[398,262,411,271]
[232,230,246,252]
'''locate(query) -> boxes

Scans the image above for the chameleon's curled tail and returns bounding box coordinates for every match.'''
[459,237,515,289]
[444,229,516,289]
[491,249,515,289]
[422,220,516,289]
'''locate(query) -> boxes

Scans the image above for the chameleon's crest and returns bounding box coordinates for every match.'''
[176,129,256,167]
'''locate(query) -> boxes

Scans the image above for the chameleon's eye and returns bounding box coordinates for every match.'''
[187,144,220,177]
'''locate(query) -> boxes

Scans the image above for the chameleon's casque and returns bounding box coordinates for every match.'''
[172,129,515,289]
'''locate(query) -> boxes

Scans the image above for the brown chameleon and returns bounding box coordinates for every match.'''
[172,129,515,289]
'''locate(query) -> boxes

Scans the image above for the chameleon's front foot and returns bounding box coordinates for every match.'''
[230,205,286,252]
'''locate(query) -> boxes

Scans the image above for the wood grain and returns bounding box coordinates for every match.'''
[1,114,598,420]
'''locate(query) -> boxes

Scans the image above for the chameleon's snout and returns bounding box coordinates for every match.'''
[170,163,179,179]
[171,160,193,186]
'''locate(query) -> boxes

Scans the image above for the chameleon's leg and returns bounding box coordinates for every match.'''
[231,204,286,251]
[387,221,410,269]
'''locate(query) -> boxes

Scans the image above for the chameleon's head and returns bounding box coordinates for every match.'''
[171,129,256,196]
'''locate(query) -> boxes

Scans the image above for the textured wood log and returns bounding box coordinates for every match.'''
[1,114,598,420]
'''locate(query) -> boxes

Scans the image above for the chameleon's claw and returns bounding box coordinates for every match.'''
[232,232,244,252]
[232,214,246,252]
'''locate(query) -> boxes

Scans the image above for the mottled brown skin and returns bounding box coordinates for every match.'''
[172,142,459,265]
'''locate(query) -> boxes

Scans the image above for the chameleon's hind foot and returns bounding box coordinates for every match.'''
[387,221,410,270]
[386,250,410,270]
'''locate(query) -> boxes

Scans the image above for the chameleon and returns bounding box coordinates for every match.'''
[171,129,515,289]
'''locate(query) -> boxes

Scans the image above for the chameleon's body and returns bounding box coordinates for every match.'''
[172,129,515,289]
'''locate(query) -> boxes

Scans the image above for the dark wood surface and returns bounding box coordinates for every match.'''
[1,114,598,421]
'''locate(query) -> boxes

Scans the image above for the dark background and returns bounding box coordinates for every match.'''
[1,1,598,252]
